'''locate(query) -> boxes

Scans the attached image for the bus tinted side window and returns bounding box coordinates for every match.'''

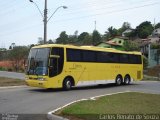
[129,55,142,64]
[109,53,119,63]
[49,47,64,77]
[67,49,82,62]
[97,52,109,63]
[66,48,142,64]
[82,50,96,62]
[136,55,142,64]
[120,54,129,63]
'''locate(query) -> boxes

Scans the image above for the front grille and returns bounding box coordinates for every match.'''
[29,77,37,80]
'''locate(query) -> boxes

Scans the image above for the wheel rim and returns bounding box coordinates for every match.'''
[66,80,71,89]
[125,77,130,84]
[117,78,121,85]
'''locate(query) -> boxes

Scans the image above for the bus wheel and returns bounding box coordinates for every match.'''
[124,75,131,85]
[63,78,72,90]
[115,75,122,86]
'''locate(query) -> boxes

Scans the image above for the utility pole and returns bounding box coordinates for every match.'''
[29,0,67,44]
[44,0,47,44]
[95,21,97,30]
[154,18,156,30]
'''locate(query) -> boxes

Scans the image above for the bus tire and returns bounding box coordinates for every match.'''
[63,77,72,90]
[115,75,122,86]
[124,75,131,85]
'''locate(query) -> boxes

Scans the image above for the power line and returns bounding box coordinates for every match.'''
[65,0,156,12]
[0,0,16,7]
[0,23,42,37]
[53,2,160,23]
[1,0,156,25]
[0,1,159,38]
[64,0,123,16]
[0,0,24,16]
[49,0,158,18]
[0,0,20,11]
[65,0,122,13]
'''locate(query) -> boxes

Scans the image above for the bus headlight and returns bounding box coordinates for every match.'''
[37,77,46,81]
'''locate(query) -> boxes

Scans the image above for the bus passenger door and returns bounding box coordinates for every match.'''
[49,56,59,77]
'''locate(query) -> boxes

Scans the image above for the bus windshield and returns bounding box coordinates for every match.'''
[27,48,50,76]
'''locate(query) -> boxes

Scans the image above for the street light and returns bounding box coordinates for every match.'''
[29,0,43,18]
[47,6,67,22]
[29,0,67,44]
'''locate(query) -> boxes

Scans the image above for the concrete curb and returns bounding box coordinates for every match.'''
[47,113,69,120]
[47,99,88,120]
[47,91,130,120]
[0,85,27,89]
[140,81,160,83]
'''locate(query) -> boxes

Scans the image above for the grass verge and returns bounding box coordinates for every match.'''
[0,77,25,86]
[56,92,160,120]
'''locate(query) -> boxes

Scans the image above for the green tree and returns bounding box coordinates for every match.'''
[0,49,7,61]
[136,21,154,39]
[107,26,118,38]
[78,32,89,41]
[68,35,76,43]
[8,46,29,71]
[139,28,150,38]
[47,39,54,44]
[74,30,78,38]
[102,31,110,41]
[125,30,137,40]
[143,56,148,69]
[92,30,102,45]
[29,44,35,49]
[78,32,90,45]
[123,41,140,51]
[83,34,92,45]
[122,22,131,29]
[155,23,160,29]
[56,31,68,44]
[68,30,79,44]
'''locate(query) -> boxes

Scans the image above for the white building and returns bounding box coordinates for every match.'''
[122,28,133,37]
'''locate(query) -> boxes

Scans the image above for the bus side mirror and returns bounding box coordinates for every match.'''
[50,55,60,58]
[49,55,60,68]
[49,58,54,68]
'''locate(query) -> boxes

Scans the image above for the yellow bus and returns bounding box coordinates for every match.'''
[25,44,143,90]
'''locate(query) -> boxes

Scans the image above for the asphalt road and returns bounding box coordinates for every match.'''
[0,81,160,114]
[0,71,25,80]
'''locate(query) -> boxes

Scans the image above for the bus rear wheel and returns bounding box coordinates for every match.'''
[63,78,72,90]
[124,75,131,85]
[115,75,122,86]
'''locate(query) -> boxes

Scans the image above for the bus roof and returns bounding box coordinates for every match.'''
[32,44,142,55]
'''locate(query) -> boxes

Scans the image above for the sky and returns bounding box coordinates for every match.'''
[0,0,160,49]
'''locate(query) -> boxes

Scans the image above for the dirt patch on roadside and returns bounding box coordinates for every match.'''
[146,65,160,77]
[0,77,25,86]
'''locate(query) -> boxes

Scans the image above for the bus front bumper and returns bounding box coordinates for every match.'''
[25,79,48,88]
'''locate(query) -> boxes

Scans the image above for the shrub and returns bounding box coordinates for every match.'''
[143,56,148,69]
[0,67,7,71]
